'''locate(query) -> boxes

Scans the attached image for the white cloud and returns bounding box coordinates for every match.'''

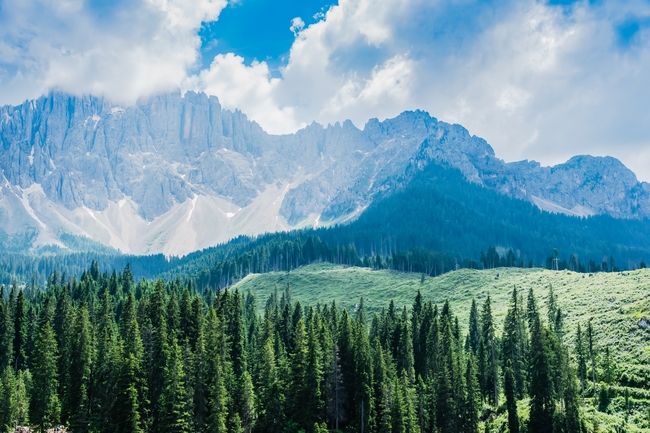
[2,0,650,182]
[0,0,227,104]
[185,53,301,133]
[290,17,305,36]
[193,0,650,181]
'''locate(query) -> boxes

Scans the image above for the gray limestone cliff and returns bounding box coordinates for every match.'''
[1,91,648,254]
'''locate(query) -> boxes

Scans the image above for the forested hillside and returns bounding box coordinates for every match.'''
[0,263,648,432]
[160,161,650,288]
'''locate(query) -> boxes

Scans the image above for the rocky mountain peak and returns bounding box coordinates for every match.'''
[1,91,648,255]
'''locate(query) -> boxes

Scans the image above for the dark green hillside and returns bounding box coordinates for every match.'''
[3,161,650,286]
[162,161,650,286]
[341,161,650,264]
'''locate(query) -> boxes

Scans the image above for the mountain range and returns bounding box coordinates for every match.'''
[1,91,649,256]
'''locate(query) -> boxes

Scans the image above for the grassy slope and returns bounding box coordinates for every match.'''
[236,264,650,431]
[236,264,650,361]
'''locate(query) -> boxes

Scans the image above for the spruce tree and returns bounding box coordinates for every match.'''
[287,318,308,427]
[436,311,456,433]
[116,293,146,433]
[327,342,345,430]
[527,316,553,433]
[546,285,557,331]
[93,289,120,433]
[396,307,415,382]
[1,365,16,431]
[30,322,61,433]
[0,286,14,370]
[116,351,144,433]
[256,338,285,433]
[464,357,480,433]
[148,280,169,433]
[561,366,581,433]
[481,295,498,406]
[354,322,375,433]
[504,360,519,433]
[466,299,480,355]
[575,323,587,399]
[13,290,26,371]
[162,339,192,433]
[586,319,596,395]
[68,306,93,433]
[205,308,229,433]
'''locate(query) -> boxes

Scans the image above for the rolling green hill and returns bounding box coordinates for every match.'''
[236,264,650,430]
[237,265,646,336]
[236,264,650,363]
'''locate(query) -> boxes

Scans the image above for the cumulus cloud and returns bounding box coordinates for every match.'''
[193,0,650,180]
[185,52,301,133]
[0,0,227,104]
[290,17,305,36]
[2,0,650,181]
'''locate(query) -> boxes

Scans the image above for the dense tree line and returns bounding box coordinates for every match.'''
[0,261,636,433]
[3,162,650,287]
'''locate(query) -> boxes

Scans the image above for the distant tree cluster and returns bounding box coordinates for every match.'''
[0,261,639,433]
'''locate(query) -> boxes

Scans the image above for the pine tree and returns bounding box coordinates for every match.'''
[148,280,170,433]
[354,322,375,433]
[546,285,557,330]
[1,365,16,432]
[68,305,93,433]
[575,324,587,399]
[304,319,324,428]
[287,318,308,427]
[2,367,29,430]
[53,283,73,417]
[30,322,61,433]
[436,310,456,433]
[114,292,146,433]
[504,360,519,433]
[15,369,30,428]
[116,351,144,433]
[586,319,596,395]
[205,308,229,433]
[13,290,26,371]
[527,287,539,329]
[0,285,14,370]
[527,316,553,433]
[562,366,581,433]
[337,310,356,427]
[93,290,120,433]
[162,339,193,433]
[602,346,614,385]
[481,295,498,406]
[191,313,207,432]
[256,338,285,433]
[327,342,345,430]
[466,299,480,355]
[502,287,525,399]
[396,307,415,382]
[412,291,424,377]
[464,357,480,433]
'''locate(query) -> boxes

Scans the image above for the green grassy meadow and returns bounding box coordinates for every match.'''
[236,264,650,431]
[236,264,650,360]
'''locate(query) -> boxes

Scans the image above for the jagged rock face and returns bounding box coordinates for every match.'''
[407,128,650,219]
[0,91,291,220]
[1,91,649,255]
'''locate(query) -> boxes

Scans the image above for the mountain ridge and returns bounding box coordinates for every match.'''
[1,91,649,255]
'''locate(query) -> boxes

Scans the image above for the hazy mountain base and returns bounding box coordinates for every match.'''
[236,264,650,430]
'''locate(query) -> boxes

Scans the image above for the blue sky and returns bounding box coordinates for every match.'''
[198,0,333,75]
[1,0,650,181]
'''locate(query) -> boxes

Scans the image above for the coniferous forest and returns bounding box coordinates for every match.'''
[0,262,644,433]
